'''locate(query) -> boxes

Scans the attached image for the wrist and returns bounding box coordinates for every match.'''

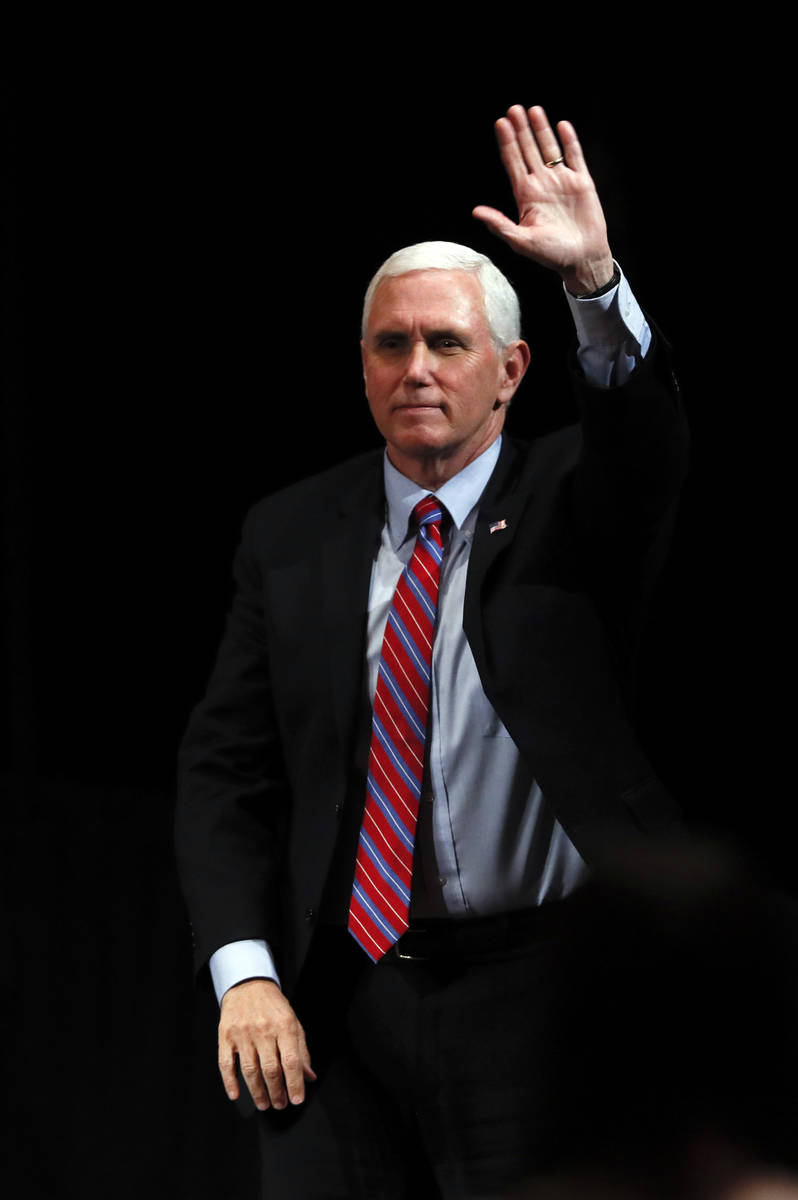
[561,254,617,298]
[221,976,280,1008]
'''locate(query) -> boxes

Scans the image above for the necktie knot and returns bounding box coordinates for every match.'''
[414,495,442,530]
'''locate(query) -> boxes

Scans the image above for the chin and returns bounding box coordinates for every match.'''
[390,435,449,460]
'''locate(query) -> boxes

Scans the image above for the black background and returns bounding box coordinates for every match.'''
[2,29,791,1198]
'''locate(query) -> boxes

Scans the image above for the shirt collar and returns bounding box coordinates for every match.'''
[383,436,502,550]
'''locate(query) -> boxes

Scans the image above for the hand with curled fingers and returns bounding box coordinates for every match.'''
[218,978,317,1112]
[473,104,615,296]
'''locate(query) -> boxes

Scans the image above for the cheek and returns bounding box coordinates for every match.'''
[450,367,493,406]
[364,365,393,403]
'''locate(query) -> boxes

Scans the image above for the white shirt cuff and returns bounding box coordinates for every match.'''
[208,939,281,1005]
[564,262,652,388]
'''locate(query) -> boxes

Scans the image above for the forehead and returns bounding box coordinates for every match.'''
[367,269,489,333]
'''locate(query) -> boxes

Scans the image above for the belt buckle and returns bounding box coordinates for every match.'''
[394,928,429,961]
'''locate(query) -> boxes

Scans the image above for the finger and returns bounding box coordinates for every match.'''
[237,1046,276,1111]
[276,1022,317,1104]
[494,116,533,192]
[526,105,565,168]
[218,1047,240,1102]
[256,1040,289,1110]
[507,104,546,173]
[557,120,587,173]
[276,1028,306,1106]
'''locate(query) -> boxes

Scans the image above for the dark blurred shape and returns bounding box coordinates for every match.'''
[515,837,798,1199]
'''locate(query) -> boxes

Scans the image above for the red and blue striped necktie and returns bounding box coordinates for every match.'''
[348,494,444,961]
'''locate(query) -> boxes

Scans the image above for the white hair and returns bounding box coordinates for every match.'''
[361,241,521,350]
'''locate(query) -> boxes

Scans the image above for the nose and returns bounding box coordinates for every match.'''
[403,340,434,386]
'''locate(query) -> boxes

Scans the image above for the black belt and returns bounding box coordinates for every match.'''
[392,901,572,963]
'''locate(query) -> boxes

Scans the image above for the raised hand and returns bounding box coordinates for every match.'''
[473,105,615,296]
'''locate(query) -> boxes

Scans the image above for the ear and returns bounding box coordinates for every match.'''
[494,340,531,409]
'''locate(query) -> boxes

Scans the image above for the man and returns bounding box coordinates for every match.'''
[176,103,688,1196]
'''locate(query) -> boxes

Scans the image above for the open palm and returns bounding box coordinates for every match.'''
[473,105,614,296]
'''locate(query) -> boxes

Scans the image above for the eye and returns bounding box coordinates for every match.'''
[432,336,464,352]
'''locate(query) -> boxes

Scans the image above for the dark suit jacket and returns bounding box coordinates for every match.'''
[176,333,689,991]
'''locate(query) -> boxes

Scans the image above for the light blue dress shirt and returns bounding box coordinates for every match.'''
[376,442,590,920]
[209,266,651,1002]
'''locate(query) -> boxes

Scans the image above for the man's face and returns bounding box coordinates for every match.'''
[361,270,527,485]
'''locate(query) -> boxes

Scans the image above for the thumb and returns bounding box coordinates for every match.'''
[472,205,520,245]
[299,1027,317,1081]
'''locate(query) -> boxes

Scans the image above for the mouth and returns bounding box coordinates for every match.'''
[392,402,443,413]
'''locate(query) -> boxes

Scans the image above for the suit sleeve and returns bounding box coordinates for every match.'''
[565,260,651,388]
[573,318,688,551]
[175,504,290,978]
[568,322,690,703]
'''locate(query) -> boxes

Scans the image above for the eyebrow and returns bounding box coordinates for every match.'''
[373,327,469,343]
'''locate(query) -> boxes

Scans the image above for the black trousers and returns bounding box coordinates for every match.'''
[257,909,581,1199]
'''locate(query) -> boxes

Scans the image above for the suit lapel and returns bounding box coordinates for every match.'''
[463,436,530,671]
[320,456,384,753]
[465,437,526,593]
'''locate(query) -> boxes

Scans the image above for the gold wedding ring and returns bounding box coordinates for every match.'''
[545,156,565,167]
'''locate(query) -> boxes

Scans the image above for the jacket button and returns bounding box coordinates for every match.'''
[335,800,344,818]
[304,907,316,923]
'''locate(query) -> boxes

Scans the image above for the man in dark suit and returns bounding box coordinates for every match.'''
[176,102,688,1196]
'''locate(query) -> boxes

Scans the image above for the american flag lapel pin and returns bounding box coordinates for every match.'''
[489,519,508,534]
